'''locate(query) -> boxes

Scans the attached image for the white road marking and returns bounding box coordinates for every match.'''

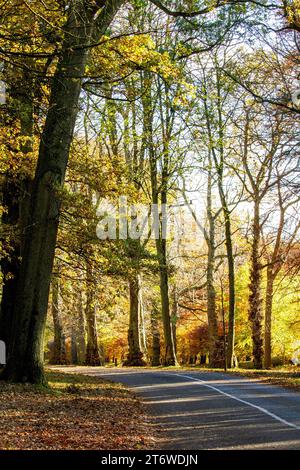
[169,373,300,431]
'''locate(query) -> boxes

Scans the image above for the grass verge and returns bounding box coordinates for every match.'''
[152,365,300,391]
[224,366,300,390]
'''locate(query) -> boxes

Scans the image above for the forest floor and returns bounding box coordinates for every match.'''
[0,370,156,450]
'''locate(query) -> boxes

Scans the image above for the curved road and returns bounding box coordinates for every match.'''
[55,367,300,449]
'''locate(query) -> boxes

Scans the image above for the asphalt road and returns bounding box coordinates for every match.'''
[54,367,300,450]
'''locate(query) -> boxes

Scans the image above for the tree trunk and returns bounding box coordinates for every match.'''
[225,217,235,368]
[75,289,86,364]
[215,68,235,368]
[249,200,263,369]
[264,190,285,369]
[71,327,78,365]
[156,240,177,365]
[49,273,67,365]
[0,70,33,361]
[203,73,235,369]
[85,263,103,366]
[142,70,176,366]
[138,276,148,358]
[207,242,223,368]
[124,275,145,366]
[151,302,161,366]
[217,180,235,368]
[1,1,123,384]
[85,303,103,366]
[206,160,224,367]
[171,288,178,356]
[264,269,274,369]
[0,179,20,355]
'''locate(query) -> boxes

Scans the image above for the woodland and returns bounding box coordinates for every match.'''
[0,0,300,388]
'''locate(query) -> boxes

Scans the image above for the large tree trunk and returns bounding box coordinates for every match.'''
[0,179,20,354]
[124,274,145,366]
[2,1,123,384]
[249,200,263,369]
[0,71,33,361]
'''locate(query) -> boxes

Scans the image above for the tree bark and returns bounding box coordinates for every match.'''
[264,269,274,369]
[206,163,224,367]
[85,302,103,366]
[141,71,176,366]
[156,236,177,365]
[150,302,161,366]
[71,327,78,365]
[171,287,178,356]
[75,289,86,364]
[249,200,263,369]
[119,87,146,367]
[138,277,147,358]
[203,72,235,368]
[124,274,145,366]
[0,69,33,361]
[2,0,124,384]
[0,179,20,354]
[222,196,235,368]
[224,219,235,366]
[264,189,285,369]
[215,67,235,368]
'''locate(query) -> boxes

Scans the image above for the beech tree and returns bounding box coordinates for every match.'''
[1,0,125,383]
[231,102,297,368]
[191,53,239,368]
